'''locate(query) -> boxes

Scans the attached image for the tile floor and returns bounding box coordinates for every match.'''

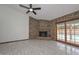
[0,39,79,55]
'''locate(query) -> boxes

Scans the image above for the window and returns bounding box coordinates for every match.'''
[66,21,75,43]
[57,23,65,41]
[57,19,79,46]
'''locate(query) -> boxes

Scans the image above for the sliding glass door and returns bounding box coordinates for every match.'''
[66,21,75,43]
[74,21,79,44]
[66,20,79,44]
[57,19,79,45]
[57,23,65,41]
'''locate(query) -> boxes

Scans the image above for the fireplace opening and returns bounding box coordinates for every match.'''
[39,31,48,37]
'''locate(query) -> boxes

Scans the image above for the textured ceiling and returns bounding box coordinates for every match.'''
[5,4,79,20]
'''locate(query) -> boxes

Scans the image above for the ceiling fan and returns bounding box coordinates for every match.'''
[19,4,41,15]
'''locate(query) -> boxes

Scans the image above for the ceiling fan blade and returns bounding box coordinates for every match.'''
[29,4,32,8]
[19,4,29,9]
[33,8,41,10]
[26,10,30,14]
[33,11,36,15]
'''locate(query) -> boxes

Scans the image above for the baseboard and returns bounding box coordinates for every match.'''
[0,39,29,44]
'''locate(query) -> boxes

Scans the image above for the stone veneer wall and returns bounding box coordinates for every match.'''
[55,10,79,23]
[50,20,57,40]
[51,10,79,40]
[29,17,39,39]
[29,17,51,39]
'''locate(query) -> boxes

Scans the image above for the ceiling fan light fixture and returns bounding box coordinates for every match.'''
[29,8,33,12]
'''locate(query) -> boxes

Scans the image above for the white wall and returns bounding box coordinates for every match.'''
[0,5,29,43]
